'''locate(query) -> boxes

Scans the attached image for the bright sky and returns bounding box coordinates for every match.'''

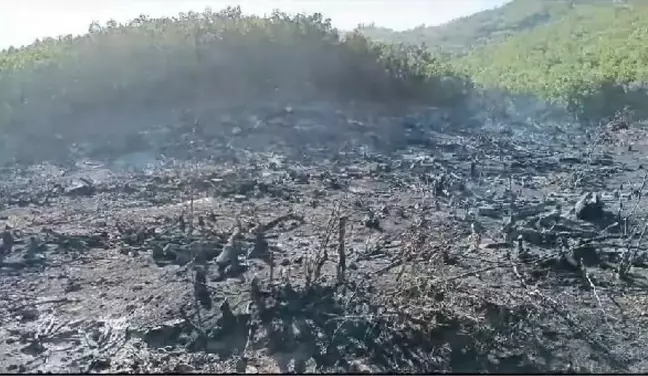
[0,0,510,49]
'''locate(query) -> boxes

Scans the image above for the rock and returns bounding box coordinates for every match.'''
[65,281,83,293]
[144,319,186,348]
[560,251,580,271]
[216,244,237,267]
[559,156,582,164]
[174,363,195,373]
[482,242,513,250]
[572,242,600,266]
[574,192,604,221]
[245,365,259,374]
[162,244,191,265]
[477,204,502,218]
[151,245,165,260]
[23,239,47,261]
[19,308,39,322]
[173,250,192,266]
[363,214,381,231]
[349,360,372,374]
[64,179,95,196]
[517,228,544,246]
[92,357,112,371]
[20,341,46,356]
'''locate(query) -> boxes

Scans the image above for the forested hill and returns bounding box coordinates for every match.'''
[362,0,648,119]
[456,0,648,118]
[359,0,590,56]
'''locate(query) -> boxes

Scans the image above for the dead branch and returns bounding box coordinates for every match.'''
[313,207,339,282]
[618,218,648,279]
[336,216,348,285]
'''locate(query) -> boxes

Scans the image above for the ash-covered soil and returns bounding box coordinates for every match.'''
[1,101,648,373]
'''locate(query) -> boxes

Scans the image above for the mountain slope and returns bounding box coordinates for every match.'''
[455,0,648,117]
[360,0,580,56]
[360,0,648,118]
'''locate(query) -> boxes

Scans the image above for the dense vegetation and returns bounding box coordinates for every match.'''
[455,0,648,119]
[361,0,648,120]
[3,0,646,135]
[359,0,582,56]
[0,7,471,137]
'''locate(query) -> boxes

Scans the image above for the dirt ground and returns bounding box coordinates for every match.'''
[1,102,648,373]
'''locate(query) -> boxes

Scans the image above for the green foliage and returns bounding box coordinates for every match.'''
[359,0,583,57]
[358,0,648,120]
[0,7,470,133]
[454,0,648,119]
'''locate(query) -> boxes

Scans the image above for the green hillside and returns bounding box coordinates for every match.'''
[360,0,648,119]
[455,0,648,118]
[360,0,582,56]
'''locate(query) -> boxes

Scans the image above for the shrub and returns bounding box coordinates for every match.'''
[0,7,471,139]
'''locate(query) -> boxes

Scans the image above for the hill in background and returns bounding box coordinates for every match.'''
[361,0,648,120]
[360,0,582,56]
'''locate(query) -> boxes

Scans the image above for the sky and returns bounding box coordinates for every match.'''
[0,0,511,49]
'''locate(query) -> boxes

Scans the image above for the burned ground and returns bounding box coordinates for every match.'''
[1,101,648,373]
